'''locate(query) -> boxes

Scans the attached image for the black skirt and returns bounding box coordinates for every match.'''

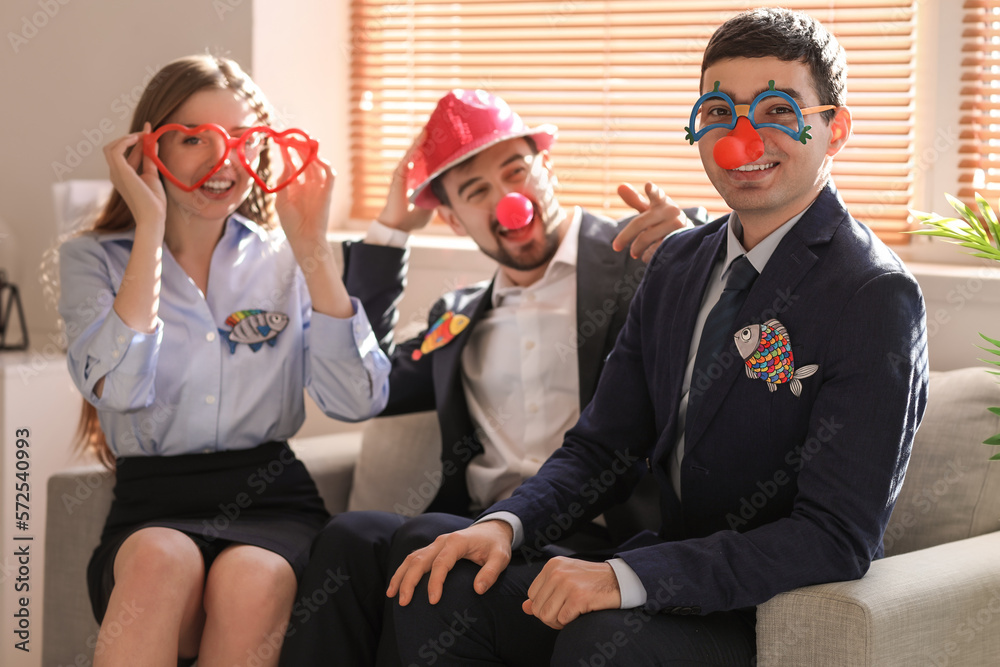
[86,441,329,623]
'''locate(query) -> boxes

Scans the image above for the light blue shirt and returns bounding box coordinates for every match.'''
[59,213,390,458]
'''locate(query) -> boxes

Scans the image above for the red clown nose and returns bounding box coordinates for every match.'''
[713,116,765,170]
[496,192,534,230]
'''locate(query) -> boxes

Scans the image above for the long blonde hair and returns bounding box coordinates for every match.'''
[75,55,278,468]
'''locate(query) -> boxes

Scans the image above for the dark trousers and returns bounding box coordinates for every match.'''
[278,511,474,667]
[390,514,758,667]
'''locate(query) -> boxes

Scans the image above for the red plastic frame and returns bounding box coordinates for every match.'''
[141,123,319,194]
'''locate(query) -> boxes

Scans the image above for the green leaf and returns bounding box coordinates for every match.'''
[985,434,1000,445]
[988,407,1000,416]
[975,193,1000,248]
[980,333,1000,348]
[946,193,985,233]
[990,452,1000,461]
[914,231,979,248]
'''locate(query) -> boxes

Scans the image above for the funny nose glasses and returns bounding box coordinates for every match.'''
[685,81,835,169]
[142,124,319,193]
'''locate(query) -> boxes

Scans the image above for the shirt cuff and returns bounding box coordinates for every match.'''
[607,558,647,609]
[365,219,411,248]
[85,308,162,383]
[474,511,524,549]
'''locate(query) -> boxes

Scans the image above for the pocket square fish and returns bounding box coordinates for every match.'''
[734,318,818,397]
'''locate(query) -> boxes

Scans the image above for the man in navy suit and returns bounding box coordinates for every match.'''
[279,90,702,665]
[387,8,928,665]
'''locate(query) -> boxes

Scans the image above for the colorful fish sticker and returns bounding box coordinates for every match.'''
[412,311,471,361]
[734,318,818,397]
[219,309,289,354]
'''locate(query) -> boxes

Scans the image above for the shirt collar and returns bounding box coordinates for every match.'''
[723,204,811,278]
[491,206,581,306]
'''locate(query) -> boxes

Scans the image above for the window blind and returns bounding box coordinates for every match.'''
[350,0,915,243]
[959,0,1000,208]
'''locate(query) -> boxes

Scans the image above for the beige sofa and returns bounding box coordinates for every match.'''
[43,367,1000,666]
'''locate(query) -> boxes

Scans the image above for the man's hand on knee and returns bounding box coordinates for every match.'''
[387,520,513,606]
[522,557,622,630]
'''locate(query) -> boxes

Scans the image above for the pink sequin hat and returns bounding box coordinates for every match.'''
[408,89,557,208]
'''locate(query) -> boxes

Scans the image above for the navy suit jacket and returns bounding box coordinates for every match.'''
[489,183,929,614]
[344,210,673,518]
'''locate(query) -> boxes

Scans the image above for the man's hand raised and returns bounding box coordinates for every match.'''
[376,131,435,233]
[387,519,514,606]
[613,182,692,263]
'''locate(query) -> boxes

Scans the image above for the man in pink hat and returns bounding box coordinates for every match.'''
[279,88,703,665]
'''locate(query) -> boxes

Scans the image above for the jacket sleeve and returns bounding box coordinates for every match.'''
[342,239,453,416]
[343,240,407,354]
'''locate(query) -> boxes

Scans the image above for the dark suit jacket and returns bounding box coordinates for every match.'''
[489,183,929,614]
[344,209,692,519]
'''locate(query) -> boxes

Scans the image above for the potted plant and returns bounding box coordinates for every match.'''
[911,193,1000,459]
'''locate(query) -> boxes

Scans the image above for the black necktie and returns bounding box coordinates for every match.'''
[688,254,759,418]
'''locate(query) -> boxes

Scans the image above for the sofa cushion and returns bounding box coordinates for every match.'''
[348,411,442,516]
[884,367,1000,556]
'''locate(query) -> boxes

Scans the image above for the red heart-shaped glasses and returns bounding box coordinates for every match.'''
[142,124,319,194]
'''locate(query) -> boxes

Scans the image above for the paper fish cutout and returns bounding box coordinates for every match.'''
[734,319,818,397]
[412,311,470,361]
[219,309,289,354]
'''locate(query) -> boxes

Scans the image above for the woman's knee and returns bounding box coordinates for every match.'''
[203,545,296,618]
[113,527,205,591]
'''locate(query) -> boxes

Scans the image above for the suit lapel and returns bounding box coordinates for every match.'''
[576,211,629,407]
[662,223,727,461]
[682,183,844,453]
[433,281,495,419]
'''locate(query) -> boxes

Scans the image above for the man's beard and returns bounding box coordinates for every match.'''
[483,220,562,272]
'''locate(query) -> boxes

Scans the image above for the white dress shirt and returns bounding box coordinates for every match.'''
[461,210,582,509]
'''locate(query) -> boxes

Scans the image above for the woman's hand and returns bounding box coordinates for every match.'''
[103,122,166,233]
[274,153,353,319]
[275,153,336,247]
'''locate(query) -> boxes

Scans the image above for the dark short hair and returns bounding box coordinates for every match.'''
[701,8,846,123]
[429,135,539,208]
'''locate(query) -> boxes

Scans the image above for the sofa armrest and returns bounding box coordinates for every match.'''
[43,465,114,667]
[290,431,362,516]
[756,530,1000,667]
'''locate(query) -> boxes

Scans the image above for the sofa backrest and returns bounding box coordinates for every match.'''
[883,367,1000,556]
[348,411,443,515]
[349,369,1000,558]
